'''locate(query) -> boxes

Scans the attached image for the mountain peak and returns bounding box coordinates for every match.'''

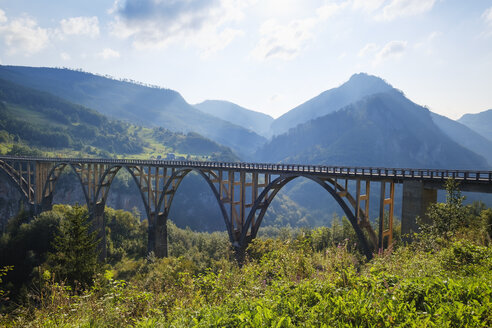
[271,72,395,135]
[345,72,393,90]
[458,109,492,142]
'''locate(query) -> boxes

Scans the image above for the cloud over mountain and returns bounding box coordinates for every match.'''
[0,12,50,55]
[378,0,437,21]
[109,0,248,54]
[59,16,100,38]
[251,1,347,61]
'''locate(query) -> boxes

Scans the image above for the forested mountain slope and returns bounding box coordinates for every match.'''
[258,90,489,170]
[0,65,266,157]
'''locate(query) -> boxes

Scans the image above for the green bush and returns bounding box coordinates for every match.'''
[1,198,491,327]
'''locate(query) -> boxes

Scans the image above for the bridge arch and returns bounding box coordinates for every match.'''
[240,174,374,259]
[0,160,30,203]
[157,167,234,243]
[93,165,123,209]
[41,162,92,210]
[94,165,150,215]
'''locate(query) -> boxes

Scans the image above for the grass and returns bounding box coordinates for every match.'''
[1,234,491,327]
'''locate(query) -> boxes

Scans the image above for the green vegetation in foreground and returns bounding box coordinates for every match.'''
[0,182,491,327]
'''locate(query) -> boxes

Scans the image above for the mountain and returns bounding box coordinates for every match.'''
[0,78,144,155]
[0,77,237,161]
[194,100,274,137]
[270,73,394,135]
[0,65,266,158]
[431,112,492,166]
[458,109,492,142]
[257,89,489,170]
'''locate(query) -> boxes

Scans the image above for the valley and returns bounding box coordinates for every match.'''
[1,65,491,233]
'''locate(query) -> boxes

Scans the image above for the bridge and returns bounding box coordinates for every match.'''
[1,155,491,260]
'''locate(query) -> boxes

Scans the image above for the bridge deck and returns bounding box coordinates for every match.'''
[1,155,491,186]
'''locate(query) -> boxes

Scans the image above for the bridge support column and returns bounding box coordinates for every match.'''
[40,194,54,213]
[91,202,107,261]
[148,212,168,258]
[401,180,437,239]
[234,234,253,266]
[29,195,54,218]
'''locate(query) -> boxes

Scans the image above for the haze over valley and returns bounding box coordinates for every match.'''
[1,65,491,232]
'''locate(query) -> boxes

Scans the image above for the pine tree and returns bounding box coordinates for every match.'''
[48,205,99,288]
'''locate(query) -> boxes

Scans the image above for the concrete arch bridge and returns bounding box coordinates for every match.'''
[1,156,491,260]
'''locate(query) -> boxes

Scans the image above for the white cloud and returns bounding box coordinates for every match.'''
[251,18,317,60]
[484,6,492,25]
[358,43,378,57]
[351,0,386,12]
[379,0,437,21]
[350,0,437,21]
[358,40,408,65]
[110,0,251,54]
[60,52,71,61]
[338,51,347,60]
[193,26,244,57]
[317,1,349,20]
[482,6,492,37]
[375,40,407,63]
[414,31,440,54]
[252,1,346,61]
[0,15,50,55]
[98,48,120,59]
[60,16,100,38]
[0,9,7,24]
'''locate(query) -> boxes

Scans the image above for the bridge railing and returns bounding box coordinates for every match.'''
[1,156,491,183]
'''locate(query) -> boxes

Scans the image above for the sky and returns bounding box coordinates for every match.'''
[0,0,491,119]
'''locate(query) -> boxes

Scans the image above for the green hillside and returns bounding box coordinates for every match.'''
[0,65,266,158]
[0,78,237,161]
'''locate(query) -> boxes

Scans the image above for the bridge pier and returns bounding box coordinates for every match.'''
[148,212,168,258]
[40,194,54,213]
[401,180,437,239]
[91,202,107,261]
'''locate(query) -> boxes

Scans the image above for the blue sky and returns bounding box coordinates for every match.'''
[0,0,491,119]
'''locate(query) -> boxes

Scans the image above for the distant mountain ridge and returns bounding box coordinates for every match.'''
[1,65,487,170]
[431,112,492,166]
[270,73,394,135]
[257,89,489,170]
[458,109,492,142]
[194,100,274,137]
[0,65,266,158]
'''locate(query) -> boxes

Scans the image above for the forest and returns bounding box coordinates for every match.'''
[0,78,237,162]
[0,181,491,327]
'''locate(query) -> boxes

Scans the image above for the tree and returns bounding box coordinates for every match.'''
[47,205,99,288]
[418,179,469,241]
